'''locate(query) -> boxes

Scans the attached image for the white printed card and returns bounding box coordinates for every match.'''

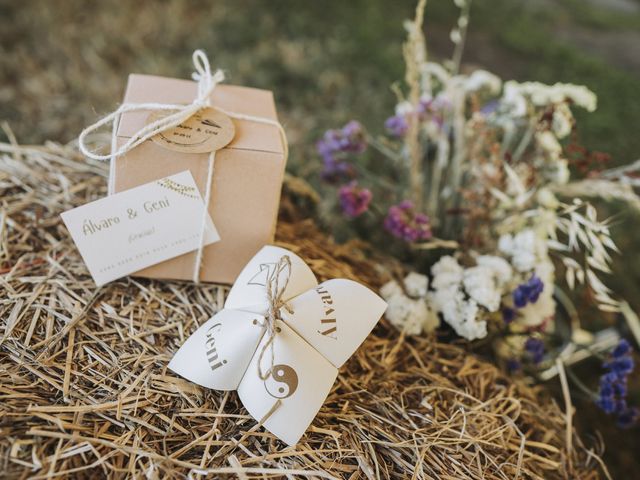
[61,170,219,286]
[169,245,387,445]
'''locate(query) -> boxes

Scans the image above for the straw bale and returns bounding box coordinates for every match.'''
[0,139,607,478]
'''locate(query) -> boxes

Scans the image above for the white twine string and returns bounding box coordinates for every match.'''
[256,255,293,380]
[107,113,120,195]
[193,151,216,283]
[77,49,288,283]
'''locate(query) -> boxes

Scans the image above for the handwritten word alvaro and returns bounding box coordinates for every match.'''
[315,286,337,339]
[82,196,170,236]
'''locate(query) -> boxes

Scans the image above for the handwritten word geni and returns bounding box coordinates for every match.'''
[205,322,228,371]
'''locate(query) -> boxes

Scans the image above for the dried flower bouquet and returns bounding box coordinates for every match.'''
[316,0,640,428]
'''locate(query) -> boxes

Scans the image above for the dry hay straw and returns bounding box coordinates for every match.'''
[0,137,609,479]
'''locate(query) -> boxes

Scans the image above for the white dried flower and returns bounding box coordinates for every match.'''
[431,255,463,289]
[455,307,487,340]
[552,103,573,139]
[422,62,451,85]
[404,271,429,297]
[499,230,533,256]
[433,287,487,340]
[465,70,501,95]
[529,82,564,106]
[385,294,432,335]
[536,131,562,158]
[430,284,455,311]
[499,229,539,272]
[380,279,402,299]
[450,28,462,44]
[395,100,414,116]
[498,234,514,256]
[463,265,501,312]
[547,158,570,185]
[513,251,536,273]
[476,255,513,286]
[559,84,597,112]
[513,229,536,252]
[509,81,597,112]
[380,275,439,335]
[512,250,536,272]
[501,81,527,117]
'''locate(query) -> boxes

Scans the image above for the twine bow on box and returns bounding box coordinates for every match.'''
[77,50,288,283]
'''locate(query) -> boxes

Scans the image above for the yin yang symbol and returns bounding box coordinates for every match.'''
[264,364,299,399]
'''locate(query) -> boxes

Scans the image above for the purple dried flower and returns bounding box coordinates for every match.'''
[415,97,433,119]
[600,371,618,387]
[596,338,638,428]
[321,158,355,184]
[597,395,616,414]
[341,120,365,144]
[611,357,634,378]
[613,381,628,397]
[317,120,367,158]
[384,95,451,138]
[524,337,545,364]
[599,381,614,397]
[613,339,632,358]
[616,398,628,412]
[513,288,527,309]
[383,201,432,243]
[384,114,409,137]
[480,100,499,116]
[502,307,516,324]
[506,358,521,372]
[617,407,639,429]
[338,181,372,218]
[317,121,367,183]
[429,95,451,124]
[512,275,544,309]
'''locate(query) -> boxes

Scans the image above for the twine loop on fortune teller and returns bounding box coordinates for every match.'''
[256,255,294,381]
[76,49,288,284]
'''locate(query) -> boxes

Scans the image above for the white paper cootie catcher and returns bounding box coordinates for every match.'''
[169,245,388,445]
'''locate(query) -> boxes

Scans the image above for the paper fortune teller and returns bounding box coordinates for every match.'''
[169,245,387,445]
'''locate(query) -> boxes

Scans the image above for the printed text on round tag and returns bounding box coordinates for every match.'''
[148,107,235,154]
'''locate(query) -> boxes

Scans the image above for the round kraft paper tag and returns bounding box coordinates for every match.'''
[148,107,236,154]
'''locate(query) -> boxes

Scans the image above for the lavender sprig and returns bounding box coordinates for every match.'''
[596,339,638,428]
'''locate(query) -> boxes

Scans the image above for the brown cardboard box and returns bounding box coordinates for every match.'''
[112,74,286,284]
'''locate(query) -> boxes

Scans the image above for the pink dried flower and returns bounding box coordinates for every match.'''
[384,200,432,242]
[339,181,372,218]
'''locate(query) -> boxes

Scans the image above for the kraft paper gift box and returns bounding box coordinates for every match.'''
[111,73,286,284]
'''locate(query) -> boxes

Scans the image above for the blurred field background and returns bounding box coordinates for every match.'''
[2,0,640,475]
